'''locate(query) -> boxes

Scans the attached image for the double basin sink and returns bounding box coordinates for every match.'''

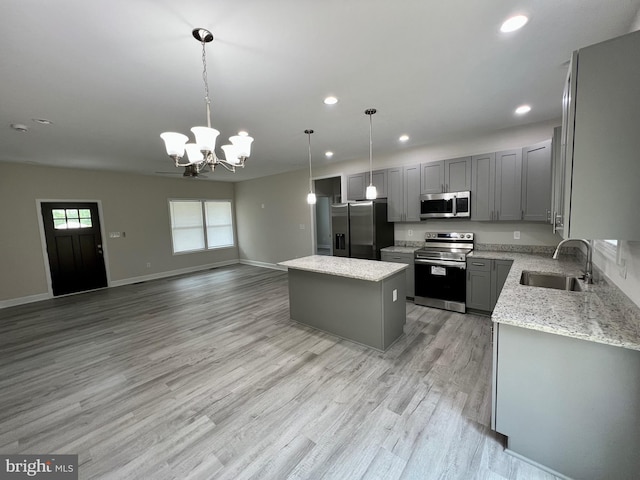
[520,270,583,292]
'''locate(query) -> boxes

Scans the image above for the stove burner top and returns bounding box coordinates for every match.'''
[415,232,475,262]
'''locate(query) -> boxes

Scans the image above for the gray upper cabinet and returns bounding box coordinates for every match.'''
[550,126,564,233]
[347,173,367,201]
[346,170,388,201]
[471,153,496,221]
[521,140,552,222]
[561,30,640,239]
[421,157,471,194]
[494,149,522,221]
[420,161,444,194]
[387,164,420,222]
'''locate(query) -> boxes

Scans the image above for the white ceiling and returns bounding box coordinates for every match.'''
[1,0,639,182]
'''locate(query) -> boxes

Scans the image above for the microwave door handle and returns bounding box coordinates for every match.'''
[452,195,457,216]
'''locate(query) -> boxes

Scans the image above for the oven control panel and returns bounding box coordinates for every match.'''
[424,232,474,241]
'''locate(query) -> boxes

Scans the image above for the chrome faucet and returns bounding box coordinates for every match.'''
[553,238,593,284]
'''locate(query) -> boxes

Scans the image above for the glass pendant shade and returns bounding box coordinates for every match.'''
[366,185,378,200]
[160,132,189,157]
[184,143,204,164]
[221,144,240,165]
[190,127,220,152]
[307,192,317,205]
[230,134,254,158]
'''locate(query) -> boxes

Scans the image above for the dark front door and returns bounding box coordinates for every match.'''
[41,202,108,296]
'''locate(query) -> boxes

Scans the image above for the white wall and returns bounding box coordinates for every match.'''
[593,241,640,307]
[0,162,238,306]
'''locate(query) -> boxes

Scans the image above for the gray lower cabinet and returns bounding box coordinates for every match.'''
[466,258,513,313]
[387,164,420,222]
[381,251,415,298]
[521,140,552,222]
[347,170,388,201]
[492,323,640,479]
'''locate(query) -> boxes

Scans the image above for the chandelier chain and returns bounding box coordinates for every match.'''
[201,39,212,128]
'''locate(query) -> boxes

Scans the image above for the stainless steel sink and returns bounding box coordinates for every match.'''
[519,271,583,292]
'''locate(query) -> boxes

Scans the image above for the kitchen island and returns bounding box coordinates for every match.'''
[278,255,407,351]
[472,251,640,480]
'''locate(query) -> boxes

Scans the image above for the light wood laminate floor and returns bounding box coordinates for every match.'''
[0,265,560,480]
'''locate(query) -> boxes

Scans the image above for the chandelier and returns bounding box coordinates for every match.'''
[160,28,254,175]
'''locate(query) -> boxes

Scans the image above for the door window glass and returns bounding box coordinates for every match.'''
[52,208,93,229]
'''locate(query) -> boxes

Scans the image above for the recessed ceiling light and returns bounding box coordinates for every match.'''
[500,14,529,33]
[325,151,334,158]
[515,105,531,115]
[399,134,409,142]
[32,118,53,125]
[323,96,338,105]
[10,123,28,132]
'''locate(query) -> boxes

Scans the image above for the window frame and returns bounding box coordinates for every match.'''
[168,198,235,254]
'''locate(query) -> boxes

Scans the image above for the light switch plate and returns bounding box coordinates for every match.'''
[513,231,521,240]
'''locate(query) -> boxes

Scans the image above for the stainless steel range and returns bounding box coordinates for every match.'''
[414,232,474,313]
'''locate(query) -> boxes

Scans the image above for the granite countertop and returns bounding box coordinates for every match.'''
[380,246,420,254]
[278,255,407,282]
[469,251,640,351]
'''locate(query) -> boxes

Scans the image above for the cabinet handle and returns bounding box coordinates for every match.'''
[467,270,471,280]
[441,184,445,193]
[471,262,486,266]
[552,210,557,234]
[521,210,524,220]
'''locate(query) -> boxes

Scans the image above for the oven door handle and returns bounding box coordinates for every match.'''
[414,258,466,269]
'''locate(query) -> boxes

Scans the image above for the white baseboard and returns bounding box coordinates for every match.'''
[0,293,51,309]
[239,259,287,271]
[1,259,289,310]
[110,259,241,287]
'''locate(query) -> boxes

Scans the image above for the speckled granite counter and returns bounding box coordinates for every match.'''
[468,251,640,351]
[380,246,420,255]
[278,255,407,282]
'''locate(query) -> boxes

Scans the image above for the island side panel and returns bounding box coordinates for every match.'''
[287,268,386,350]
[381,271,406,350]
[495,323,640,480]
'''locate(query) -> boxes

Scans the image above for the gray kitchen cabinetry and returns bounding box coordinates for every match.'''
[466,258,512,313]
[381,251,415,298]
[521,140,552,222]
[560,30,640,239]
[550,126,564,233]
[387,164,420,222]
[492,323,640,479]
[494,149,522,221]
[470,153,495,221]
[347,170,388,201]
[420,157,471,194]
[471,149,524,221]
[466,259,492,311]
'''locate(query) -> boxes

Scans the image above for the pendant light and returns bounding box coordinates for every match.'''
[365,108,378,200]
[305,129,316,204]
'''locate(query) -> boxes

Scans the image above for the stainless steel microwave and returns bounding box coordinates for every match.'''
[420,191,470,219]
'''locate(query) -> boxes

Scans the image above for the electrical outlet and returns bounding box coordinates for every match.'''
[408,229,413,237]
[261,203,265,209]
[146,262,151,268]
[392,289,398,302]
[513,231,521,240]
[299,223,305,230]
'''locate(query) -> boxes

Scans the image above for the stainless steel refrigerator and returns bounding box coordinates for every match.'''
[331,200,394,260]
